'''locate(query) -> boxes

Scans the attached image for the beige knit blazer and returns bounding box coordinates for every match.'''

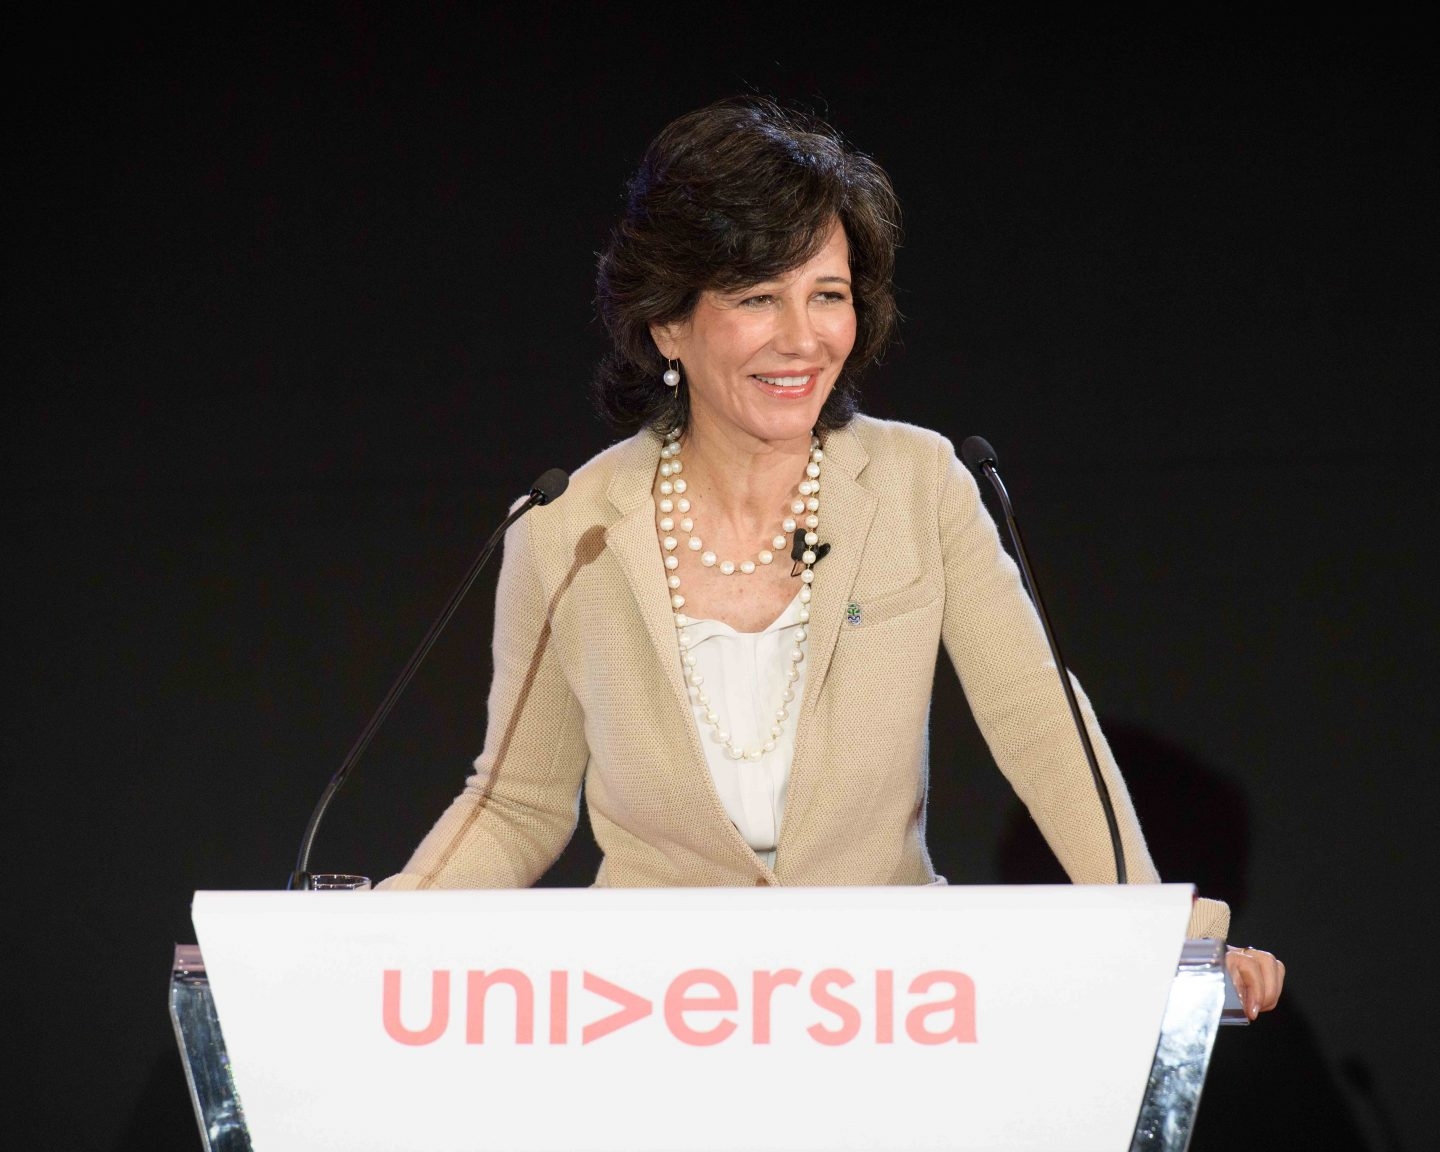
[381,416,1230,941]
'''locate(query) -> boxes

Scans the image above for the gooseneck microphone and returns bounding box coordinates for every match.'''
[960,437,1127,885]
[287,467,570,890]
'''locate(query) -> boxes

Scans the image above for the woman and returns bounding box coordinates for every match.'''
[380,98,1283,1018]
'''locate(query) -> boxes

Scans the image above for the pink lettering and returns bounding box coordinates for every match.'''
[582,971,653,1044]
[465,969,534,1044]
[875,969,895,1043]
[664,968,738,1046]
[381,965,977,1048]
[905,970,977,1044]
[752,968,801,1044]
[807,968,861,1046]
[549,970,568,1045]
[382,969,450,1046]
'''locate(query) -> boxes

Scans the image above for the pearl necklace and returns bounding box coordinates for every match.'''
[658,431,825,762]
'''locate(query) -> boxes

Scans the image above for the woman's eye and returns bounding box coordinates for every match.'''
[740,294,774,308]
[816,291,849,303]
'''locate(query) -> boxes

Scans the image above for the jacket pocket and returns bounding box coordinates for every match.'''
[843,576,942,628]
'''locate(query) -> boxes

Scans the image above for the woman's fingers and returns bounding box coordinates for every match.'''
[1225,948,1258,1018]
[1225,945,1285,1018]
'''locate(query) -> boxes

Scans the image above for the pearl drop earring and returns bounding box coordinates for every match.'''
[663,359,681,388]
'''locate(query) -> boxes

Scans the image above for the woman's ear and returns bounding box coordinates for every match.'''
[649,321,680,361]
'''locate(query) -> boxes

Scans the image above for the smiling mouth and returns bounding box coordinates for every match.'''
[753,374,813,388]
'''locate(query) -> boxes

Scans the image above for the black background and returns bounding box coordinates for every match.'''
[6,6,1435,1149]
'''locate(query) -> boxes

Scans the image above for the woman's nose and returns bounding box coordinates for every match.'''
[774,301,820,356]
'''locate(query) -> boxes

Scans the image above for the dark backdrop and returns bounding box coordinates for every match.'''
[6,7,1435,1150]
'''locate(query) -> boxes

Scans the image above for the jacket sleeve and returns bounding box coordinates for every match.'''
[376,512,590,890]
[934,441,1229,941]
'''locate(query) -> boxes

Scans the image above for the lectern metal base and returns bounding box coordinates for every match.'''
[169,944,252,1152]
[1128,937,1243,1151]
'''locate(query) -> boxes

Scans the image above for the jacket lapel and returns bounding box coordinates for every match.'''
[602,433,695,717]
[781,425,876,848]
[602,430,772,872]
[794,425,876,715]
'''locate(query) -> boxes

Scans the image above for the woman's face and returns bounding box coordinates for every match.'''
[653,221,856,450]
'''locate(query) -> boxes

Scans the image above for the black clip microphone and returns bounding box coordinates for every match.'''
[790,533,830,572]
[961,437,1127,885]
[287,467,569,890]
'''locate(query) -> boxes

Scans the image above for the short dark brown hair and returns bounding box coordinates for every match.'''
[593,97,901,436]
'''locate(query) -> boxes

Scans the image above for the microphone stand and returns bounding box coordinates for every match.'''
[288,472,566,889]
[963,438,1128,884]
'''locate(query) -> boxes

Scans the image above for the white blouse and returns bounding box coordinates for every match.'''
[677,593,807,869]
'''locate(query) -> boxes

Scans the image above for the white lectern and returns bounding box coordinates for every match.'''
[171,886,1244,1151]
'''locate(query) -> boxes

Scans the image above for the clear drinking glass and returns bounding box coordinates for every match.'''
[308,873,371,890]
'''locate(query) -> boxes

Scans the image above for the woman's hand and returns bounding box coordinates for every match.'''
[1225,945,1285,1019]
